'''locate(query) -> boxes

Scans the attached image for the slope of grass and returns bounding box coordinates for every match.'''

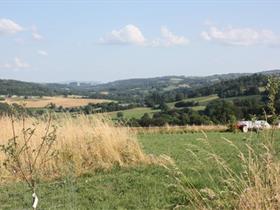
[168,94,219,110]
[108,107,160,119]
[168,94,261,111]
[5,96,111,108]
[1,131,279,209]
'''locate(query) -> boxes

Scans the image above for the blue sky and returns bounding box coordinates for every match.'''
[0,0,279,82]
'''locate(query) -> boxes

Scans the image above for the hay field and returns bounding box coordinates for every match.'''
[4,96,111,108]
[0,115,167,183]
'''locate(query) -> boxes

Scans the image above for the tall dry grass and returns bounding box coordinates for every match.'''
[0,114,167,182]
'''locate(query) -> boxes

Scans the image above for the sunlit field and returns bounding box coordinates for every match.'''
[4,96,111,108]
[108,107,160,119]
[1,115,279,209]
[1,1,280,209]
[0,115,167,183]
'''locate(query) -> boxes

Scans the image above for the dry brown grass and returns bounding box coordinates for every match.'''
[0,114,168,183]
[4,96,111,108]
[237,144,280,210]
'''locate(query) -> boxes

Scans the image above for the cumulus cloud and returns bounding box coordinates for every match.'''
[100,25,189,47]
[37,50,48,56]
[0,18,23,35]
[201,25,280,46]
[151,26,189,47]
[0,57,31,70]
[31,25,43,40]
[100,24,146,45]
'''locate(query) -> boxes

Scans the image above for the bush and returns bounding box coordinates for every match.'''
[205,100,238,124]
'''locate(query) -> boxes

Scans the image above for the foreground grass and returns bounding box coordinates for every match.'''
[1,131,280,209]
[0,166,176,209]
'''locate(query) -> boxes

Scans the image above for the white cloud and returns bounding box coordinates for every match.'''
[201,25,280,46]
[0,57,31,70]
[31,26,43,40]
[37,50,48,56]
[100,25,189,47]
[0,18,23,35]
[100,24,145,45]
[14,57,30,68]
[0,20,45,43]
[151,26,189,47]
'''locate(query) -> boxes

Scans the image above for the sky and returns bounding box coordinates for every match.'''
[0,0,280,83]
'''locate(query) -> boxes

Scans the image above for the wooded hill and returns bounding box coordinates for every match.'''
[1,69,279,101]
[0,79,58,96]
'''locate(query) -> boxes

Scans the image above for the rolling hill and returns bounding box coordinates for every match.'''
[1,69,279,100]
[0,79,58,96]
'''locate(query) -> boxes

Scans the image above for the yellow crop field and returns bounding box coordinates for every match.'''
[4,96,111,108]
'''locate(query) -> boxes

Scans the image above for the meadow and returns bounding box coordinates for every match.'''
[107,95,219,121]
[168,94,219,110]
[108,107,160,119]
[1,115,279,210]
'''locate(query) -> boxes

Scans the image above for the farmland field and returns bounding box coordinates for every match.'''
[4,96,111,108]
[108,107,160,119]
[1,130,279,209]
[168,94,219,110]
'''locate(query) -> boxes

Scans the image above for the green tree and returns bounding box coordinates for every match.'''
[205,100,238,124]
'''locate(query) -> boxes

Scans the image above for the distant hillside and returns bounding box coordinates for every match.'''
[0,79,58,96]
[57,70,277,102]
[180,73,268,99]
[1,69,279,98]
[91,70,279,93]
[89,73,250,91]
[49,73,250,100]
[259,69,280,75]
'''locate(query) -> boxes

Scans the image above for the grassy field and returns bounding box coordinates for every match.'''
[4,96,111,108]
[1,130,279,209]
[108,107,160,119]
[106,95,219,120]
[167,94,260,112]
[107,94,260,120]
[168,94,219,110]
